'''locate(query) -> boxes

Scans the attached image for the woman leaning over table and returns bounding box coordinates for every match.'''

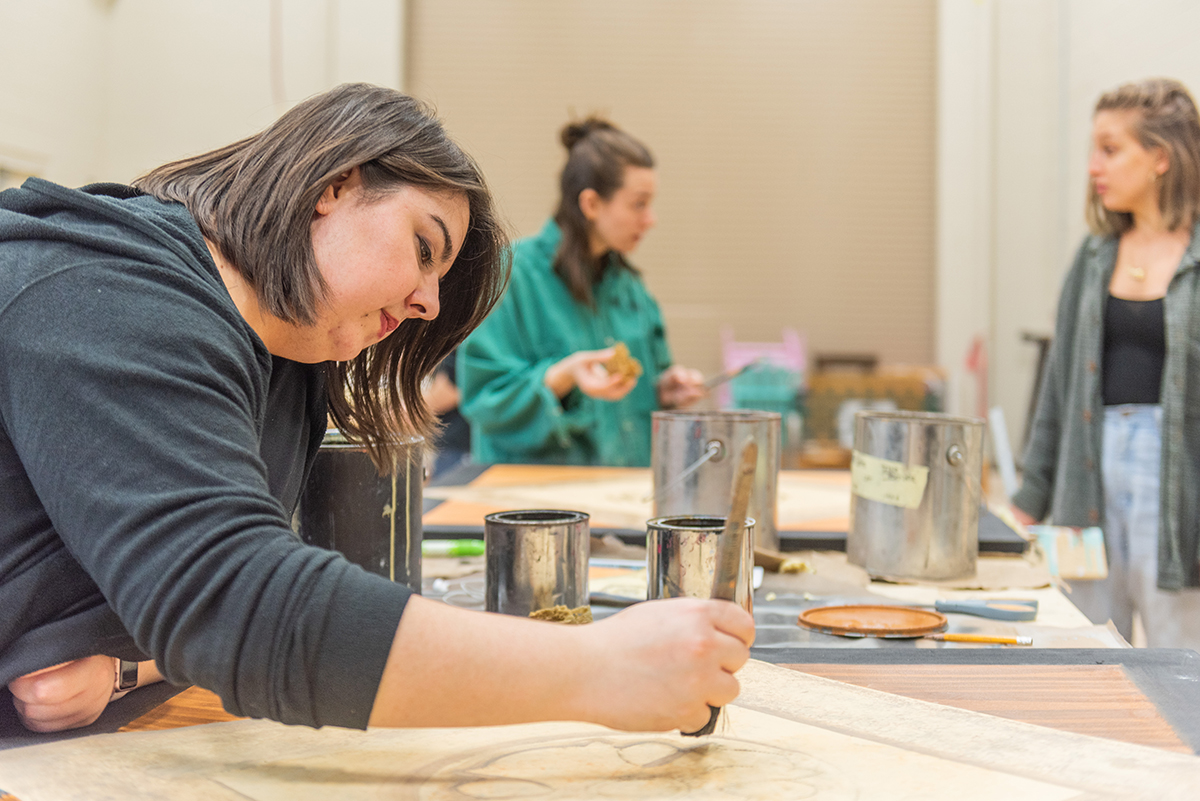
[457,117,706,467]
[0,85,752,734]
[1011,77,1200,650]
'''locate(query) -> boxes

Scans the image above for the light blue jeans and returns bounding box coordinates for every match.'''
[1069,404,1200,648]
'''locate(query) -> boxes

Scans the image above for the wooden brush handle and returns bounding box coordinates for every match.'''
[682,705,721,738]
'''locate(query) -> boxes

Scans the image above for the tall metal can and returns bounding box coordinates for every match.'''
[847,411,985,580]
[651,410,781,551]
[298,430,424,590]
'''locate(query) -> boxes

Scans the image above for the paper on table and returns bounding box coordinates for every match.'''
[1,661,1197,800]
[211,704,1078,801]
[1029,526,1108,580]
[424,469,859,532]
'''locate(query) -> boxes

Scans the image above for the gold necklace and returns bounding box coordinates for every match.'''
[1128,263,1147,280]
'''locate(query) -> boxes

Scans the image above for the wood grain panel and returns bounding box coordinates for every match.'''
[119,686,241,733]
[121,663,1189,754]
[781,662,1191,753]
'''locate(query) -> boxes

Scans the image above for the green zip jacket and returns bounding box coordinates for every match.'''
[458,219,672,466]
[1012,223,1200,590]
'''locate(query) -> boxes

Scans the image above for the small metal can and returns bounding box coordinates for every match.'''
[646,515,755,613]
[484,509,590,616]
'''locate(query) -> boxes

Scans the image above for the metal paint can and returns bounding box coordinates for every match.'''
[651,411,781,551]
[484,509,590,616]
[646,515,755,613]
[298,430,424,591]
[847,411,985,580]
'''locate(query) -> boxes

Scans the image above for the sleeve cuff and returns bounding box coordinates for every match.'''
[1010,483,1048,523]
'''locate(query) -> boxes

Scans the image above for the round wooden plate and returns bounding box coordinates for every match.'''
[797,605,948,638]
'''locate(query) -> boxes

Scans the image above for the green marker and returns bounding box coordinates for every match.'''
[422,539,485,557]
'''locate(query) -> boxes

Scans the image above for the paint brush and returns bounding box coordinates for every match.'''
[681,437,758,737]
[702,358,764,390]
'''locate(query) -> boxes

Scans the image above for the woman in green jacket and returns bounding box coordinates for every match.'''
[458,118,705,466]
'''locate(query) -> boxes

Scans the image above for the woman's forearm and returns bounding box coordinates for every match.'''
[368,595,753,733]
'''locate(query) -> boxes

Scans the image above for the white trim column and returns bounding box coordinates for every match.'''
[936,0,996,419]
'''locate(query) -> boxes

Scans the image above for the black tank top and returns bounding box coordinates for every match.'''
[1102,295,1165,405]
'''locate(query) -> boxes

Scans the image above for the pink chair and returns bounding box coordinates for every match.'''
[718,326,806,407]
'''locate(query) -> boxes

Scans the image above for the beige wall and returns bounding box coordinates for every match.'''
[0,0,404,186]
[9,1,1200,467]
[100,0,404,182]
[407,0,938,379]
[0,1,109,186]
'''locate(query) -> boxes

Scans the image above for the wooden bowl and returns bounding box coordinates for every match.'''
[797,604,948,638]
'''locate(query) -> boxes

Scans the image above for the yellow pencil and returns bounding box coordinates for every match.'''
[926,633,1033,646]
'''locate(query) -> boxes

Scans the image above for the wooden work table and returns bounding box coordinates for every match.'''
[4,655,1199,799]
[2,462,1198,798]
[1,647,1196,756]
[422,462,1029,553]
[100,649,1200,754]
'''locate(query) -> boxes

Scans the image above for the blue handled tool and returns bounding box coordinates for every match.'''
[929,599,1038,621]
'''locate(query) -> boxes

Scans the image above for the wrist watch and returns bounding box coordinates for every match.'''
[113,658,139,695]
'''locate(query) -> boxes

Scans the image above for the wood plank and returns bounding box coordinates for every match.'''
[119,686,241,733]
[422,498,505,526]
[123,663,1190,755]
[469,465,646,487]
[781,662,1191,753]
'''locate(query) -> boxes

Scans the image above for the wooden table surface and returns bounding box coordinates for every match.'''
[423,463,855,533]
[422,463,1030,553]
[112,657,1194,754]
[789,662,1190,753]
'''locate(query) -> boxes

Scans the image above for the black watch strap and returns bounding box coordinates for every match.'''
[116,659,139,693]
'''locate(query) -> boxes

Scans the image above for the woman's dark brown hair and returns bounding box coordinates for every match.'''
[135,83,509,472]
[1087,77,1200,236]
[553,117,654,305]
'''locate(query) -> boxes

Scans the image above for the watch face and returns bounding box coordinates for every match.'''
[118,660,139,691]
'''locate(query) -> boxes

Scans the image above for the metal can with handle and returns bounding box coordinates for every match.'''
[651,410,781,551]
[847,411,985,581]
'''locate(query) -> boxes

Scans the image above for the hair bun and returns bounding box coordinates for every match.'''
[561,116,617,150]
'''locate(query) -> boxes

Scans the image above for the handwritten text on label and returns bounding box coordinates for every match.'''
[850,450,929,509]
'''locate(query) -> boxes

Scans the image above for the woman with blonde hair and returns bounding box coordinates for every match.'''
[1012,77,1200,648]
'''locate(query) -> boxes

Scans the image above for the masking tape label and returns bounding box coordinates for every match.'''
[850,450,930,509]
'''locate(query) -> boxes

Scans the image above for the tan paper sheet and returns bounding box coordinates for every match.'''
[2,660,1197,800]
[424,469,855,532]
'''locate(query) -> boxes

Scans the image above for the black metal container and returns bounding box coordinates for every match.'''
[298,430,424,591]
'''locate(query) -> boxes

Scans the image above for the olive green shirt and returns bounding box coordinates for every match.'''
[458,219,672,466]
[1013,223,1200,589]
